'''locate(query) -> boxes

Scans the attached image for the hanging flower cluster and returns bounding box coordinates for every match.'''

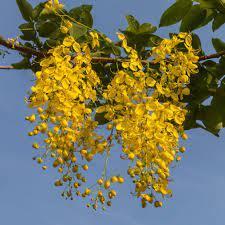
[26,27,199,209]
[98,33,199,207]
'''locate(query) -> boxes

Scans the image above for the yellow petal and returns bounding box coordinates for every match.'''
[61,78,70,89]
[182,87,190,95]
[63,36,75,47]
[146,77,156,87]
[117,33,125,41]
[116,122,124,131]
[96,106,107,113]
[135,104,145,116]
[73,42,81,52]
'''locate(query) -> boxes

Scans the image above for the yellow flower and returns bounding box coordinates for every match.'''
[72,42,81,52]
[60,26,69,34]
[63,36,75,47]
[146,77,156,87]
[117,32,125,41]
[26,32,199,209]
[90,31,100,48]
[135,104,145,116]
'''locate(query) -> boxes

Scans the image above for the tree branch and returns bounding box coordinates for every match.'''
[0,65,14,69]
[199,51,225,61]
[0,35,45,58]
[0,35,225,70]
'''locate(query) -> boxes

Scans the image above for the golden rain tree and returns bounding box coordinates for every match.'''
[0,0,225,210]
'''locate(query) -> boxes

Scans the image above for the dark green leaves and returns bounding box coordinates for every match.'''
[196,0,225,13]
[11,57,31,69]
[160,0,225,32]
[16,0,33,22]
[100,40,121,56]
[180,5,207,32]
[32,2,46,21]
[94,112,109,125]
[198,8,216,28]
[212,38,225,52]
[216,0,225,13]
[124,15,157,35]
[195,0,218,8]
[145,34,162,47]
[70,23,88,40]
[19,23,36,40]
[69,5,93,28]
[36,20,59,38]
[126,15,140,32]
[120,15,158,53]
[199,105,223,136]
[192,33,204,54]
[159,0,192,27]
[139,23,157,34]
[200,74,225,135]
[212,13,225,31]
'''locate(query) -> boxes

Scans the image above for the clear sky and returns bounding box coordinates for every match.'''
[0,1,225,225]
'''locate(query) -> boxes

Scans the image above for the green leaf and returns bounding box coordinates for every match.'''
[109,45,121,56]
[11,57,30,69]
[19,23,36,40]
[121,20,157,51]
[212,13,225,31]
[16,0,33,22]
[126,15,140,32]
[69,5,93,28]
[44,39,61,49]
[78,5,92,12]
[187,66,216,104]
[138,23,157,34]
[211,91,225,110]
[197,8,216,28]
[184,104,202,130]
[195,0,218,8]
[95,112,109,125]
[101,43,121,56]
[204,60,225,80]
[70,23,88,40]
[220,56,225,66]
[192,33,202,52]
[210,84,225,130]
[212,38,225,52]
[198,105,223,135]
[180,5,207,32]
[197,0,225,13]
[36,20,59,37]
[216,0,225,13]
[159,0,192,27]
[32,2,46,21]
[221,76,225,86]
[146,34,162,47]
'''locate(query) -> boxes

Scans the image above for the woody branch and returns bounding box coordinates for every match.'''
[0,35,225,69]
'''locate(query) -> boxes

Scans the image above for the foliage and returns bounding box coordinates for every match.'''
[0,0,225,210]
[160,0,225,136]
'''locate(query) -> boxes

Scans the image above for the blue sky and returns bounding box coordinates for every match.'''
[0,1,225,225]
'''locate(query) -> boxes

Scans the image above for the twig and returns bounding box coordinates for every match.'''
[1,35,225,69]
[0,35,45,58]
[0,65,14,69]
[199,51,225,61]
